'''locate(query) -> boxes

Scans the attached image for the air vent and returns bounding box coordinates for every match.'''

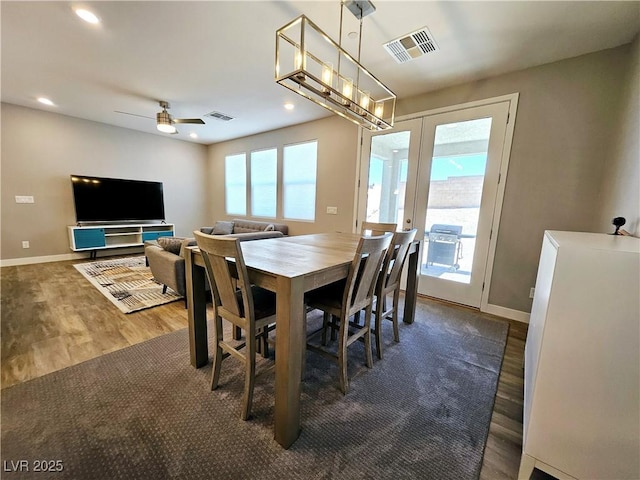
[205,111,235,122]
[383,26,438,64]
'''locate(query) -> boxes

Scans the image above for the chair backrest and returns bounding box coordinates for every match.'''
[344,233,393,316]
[361,221,397,236]
[379,229,418,291]
[194,231,253,323]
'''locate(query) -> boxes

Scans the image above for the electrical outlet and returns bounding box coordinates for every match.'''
[529,287,535,299]
[22,241,30,249]
[15,195,35,204]
[326,206,338,215]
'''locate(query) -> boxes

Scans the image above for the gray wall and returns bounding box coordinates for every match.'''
[1,103,210,261]
[207,115,359,236]
[597,35,640,236]
[397,43,637,312]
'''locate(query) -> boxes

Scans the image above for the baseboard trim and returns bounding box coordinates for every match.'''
[1,247,144,267]
[1,253,86,267]
[483,303,530,323]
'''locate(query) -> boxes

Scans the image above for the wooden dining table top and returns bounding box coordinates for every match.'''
[235,232,362,280]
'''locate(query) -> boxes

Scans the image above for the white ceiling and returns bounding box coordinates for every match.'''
[2,1,639,145]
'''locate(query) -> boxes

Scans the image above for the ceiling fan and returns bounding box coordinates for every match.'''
[115,101,205,134]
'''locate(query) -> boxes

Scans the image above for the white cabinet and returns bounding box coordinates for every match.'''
[69,223,174,256]
[519,231,639,480]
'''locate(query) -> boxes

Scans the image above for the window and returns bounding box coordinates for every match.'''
[283,141,317,220]
[225,153,246,215]
[224,140,318,221]
[250,148,277,218]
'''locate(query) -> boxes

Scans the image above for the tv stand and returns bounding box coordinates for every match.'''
[68,223,174,256]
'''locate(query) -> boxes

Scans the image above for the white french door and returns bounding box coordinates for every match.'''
[358,95,517,308]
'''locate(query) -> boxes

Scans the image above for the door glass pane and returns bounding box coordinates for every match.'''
[365,131,410,226]
[422,118,492,284]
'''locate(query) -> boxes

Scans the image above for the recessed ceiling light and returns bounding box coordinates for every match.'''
[37,97,55,106]
[189,132,198,139]
[284,103,295,110]
[74,8,100,24]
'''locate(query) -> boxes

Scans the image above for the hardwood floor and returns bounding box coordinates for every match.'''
[1,256,191,388]
[1,256,530,479]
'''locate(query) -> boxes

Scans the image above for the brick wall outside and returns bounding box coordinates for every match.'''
[427,175,484,208]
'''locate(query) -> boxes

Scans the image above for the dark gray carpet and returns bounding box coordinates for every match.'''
[1,301,508,479]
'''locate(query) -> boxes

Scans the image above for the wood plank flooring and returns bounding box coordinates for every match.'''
[2,256,532,479]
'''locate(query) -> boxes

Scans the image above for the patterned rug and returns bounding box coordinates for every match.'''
[73,256,182,313]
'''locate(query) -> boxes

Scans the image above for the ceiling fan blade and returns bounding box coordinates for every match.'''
[114,110,154,120]
[173,118,205,124]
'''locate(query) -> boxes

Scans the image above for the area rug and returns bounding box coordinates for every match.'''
[1,304,508,480]
[73,256,182,313]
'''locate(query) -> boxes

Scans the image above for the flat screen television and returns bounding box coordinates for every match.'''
[71,175,165,223]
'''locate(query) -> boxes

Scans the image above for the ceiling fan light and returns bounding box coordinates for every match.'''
[156,110,176,133]
[157,123,176,134]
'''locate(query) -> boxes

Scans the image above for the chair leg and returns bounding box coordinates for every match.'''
[241,329,257,421]
[392,288,401,343]
[321,312,330,346]
[338,324,349,395]
[375,296,384,360]
[162,284,167,294]
[330,315,338,341]
[260,327,269,358]
[233,326,242,341]
[363,307,374,369]
[210,315,224,391]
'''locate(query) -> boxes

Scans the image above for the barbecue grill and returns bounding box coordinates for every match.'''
[426,224,463,270]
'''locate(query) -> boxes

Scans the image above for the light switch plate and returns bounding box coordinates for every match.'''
[326,206,338,215]
[15,195,35,204]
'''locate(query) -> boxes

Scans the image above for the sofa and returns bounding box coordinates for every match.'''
[145,219,288,298]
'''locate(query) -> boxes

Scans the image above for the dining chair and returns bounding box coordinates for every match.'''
[194,231,276,421]
[305,233,393,394]
[361,221,397,236]
[371,228,417,359]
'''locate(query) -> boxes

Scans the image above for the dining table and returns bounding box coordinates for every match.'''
[184,231,421,448]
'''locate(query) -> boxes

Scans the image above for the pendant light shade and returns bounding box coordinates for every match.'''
[275,2,396,131]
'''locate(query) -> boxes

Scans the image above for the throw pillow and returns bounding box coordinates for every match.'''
[265,224,275,232]
[157,236,183,255]
[212,220,234,235]
[200,227,214,235]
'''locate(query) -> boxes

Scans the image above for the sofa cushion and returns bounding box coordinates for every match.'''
[213,220,235,235]
[178,238,198,258]
[157,236,183,255]
[231,219,288,234]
